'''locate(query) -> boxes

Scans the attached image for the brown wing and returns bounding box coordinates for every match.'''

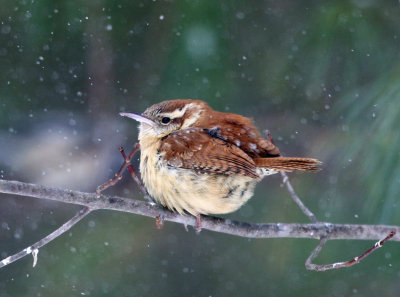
[195,111,280,158]
[159,128,259,179]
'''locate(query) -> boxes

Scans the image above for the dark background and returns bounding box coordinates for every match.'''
[1,1,400,296]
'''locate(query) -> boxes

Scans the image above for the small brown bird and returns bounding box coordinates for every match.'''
[120,99,320,218]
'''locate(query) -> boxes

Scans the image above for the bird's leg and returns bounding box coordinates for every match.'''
[195,214,202,233]
[155,214,165,229]
[96,143,141,196]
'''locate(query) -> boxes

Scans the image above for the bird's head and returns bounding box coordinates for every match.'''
[120,99,210,139]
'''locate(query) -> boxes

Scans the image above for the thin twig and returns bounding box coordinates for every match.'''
[95,144,140,195]
[280,171,318,223]
[1,180,399,241]
[119,145,151,201]
[265,129,318,223]
[0,207,91,268]
[305,236,328,270]
[96,144,152,202]
[305,231,396,271]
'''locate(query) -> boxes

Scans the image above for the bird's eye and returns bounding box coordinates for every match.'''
[161,117,171,125]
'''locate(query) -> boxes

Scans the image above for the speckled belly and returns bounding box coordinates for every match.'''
[140,152,258,215]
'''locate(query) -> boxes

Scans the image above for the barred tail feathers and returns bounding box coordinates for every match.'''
[254,157,321,172]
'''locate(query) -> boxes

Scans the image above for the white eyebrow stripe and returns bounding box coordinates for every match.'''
[181,109,201,129]
[161,103,195,119]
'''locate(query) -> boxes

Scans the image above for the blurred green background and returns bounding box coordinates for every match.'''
[1,0,400,296]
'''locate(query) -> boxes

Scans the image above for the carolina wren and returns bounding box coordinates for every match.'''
[120,99,320,216]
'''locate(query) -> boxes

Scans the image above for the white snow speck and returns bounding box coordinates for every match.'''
[236,12,245,19]
[32,249,39,267]
[249,143,257,151]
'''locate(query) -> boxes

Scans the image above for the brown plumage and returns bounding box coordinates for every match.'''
[253,157,321,172]
[120,99,321,216]
[156,100,320,175]
[160,128,259,179]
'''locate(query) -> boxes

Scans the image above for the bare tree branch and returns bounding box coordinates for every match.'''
[267,128,318,223]
[280,171,318,223]
[96,144,151,202]
[0,179,399,241]
[305,231,396,271]
[0,206,91,268]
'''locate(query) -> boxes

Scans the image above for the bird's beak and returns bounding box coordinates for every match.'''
[120,112,156,127]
